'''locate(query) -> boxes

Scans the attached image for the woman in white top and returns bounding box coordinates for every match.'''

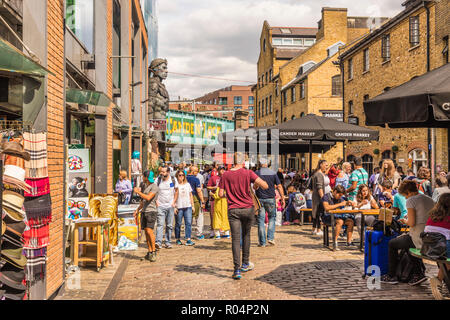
[352,184,379,233]
[174,170,195,246]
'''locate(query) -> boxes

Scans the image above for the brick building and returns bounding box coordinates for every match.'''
[0,0,151,299]
[339,0,449,175]
[170,85,255,129]
[255,8,388,170]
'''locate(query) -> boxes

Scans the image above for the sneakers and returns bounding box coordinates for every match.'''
[144,252,152,261]
[380,274,399,284]
[164,243,173,249]
[214,236,221,240]
[241,262,255,272]
[176,240,183,246]
[282,222,291,226]
[430,277,445,300]
[267,240,275,246]
[333,241,340,251]
[185,240,195,246]
[316,230,324,237]
[408,274,428,286]
[222,235,231,239]
[257,243,266,247]
[196,235,205,240]
[155,243,162,250]
[346,242,354,247]
[292,219,300,225]
[311,229,317,235]
[232,270,242,280]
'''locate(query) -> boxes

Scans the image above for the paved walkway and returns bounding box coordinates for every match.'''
[56,219,444,300]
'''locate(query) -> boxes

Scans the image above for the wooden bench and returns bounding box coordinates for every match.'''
[409,248,450,297]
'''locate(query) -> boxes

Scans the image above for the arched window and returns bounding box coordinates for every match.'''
[283,117,287,123]
[291,115,295,120]
[362,154,374,176]
[408,149,427,175]
[347,155,356,165]
[382,150,391,160]
[300,112,305,118]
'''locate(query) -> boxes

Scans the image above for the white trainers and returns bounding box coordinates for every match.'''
[316,230,324,236]
[334,241,340,250]
[312,229,317,235]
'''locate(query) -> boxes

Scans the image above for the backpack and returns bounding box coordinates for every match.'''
[372,218,401,237]
[396,249,426,283]
[292,193,306,212]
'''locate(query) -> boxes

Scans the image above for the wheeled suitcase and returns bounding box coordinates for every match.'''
[364,230,397,276]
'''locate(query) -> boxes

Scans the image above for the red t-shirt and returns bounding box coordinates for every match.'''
[426,216,450,229]
[208,175,221,188]
[219,168,258,209]
[328,165,340,189]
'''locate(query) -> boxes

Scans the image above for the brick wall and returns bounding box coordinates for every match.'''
[46,0,65,298]
[107,0,113,193]
[342,3,448,171]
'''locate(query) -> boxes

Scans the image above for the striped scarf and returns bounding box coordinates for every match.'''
[23,224,49,249]
[23,132,48,179]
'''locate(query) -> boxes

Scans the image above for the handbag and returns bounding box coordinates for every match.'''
[250,187,261,213]
[420,232,448,260]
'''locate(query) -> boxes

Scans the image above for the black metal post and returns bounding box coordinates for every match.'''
[309,140,313,177]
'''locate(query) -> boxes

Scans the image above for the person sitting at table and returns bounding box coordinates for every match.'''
[322,185,355,249]
[352,184,379,234]
[378,180,397,208]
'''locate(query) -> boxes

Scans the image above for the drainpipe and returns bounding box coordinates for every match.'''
[340,57,346,161]
[425,3,436,188]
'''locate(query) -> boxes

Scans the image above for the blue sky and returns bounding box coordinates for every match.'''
[158,0,404,99]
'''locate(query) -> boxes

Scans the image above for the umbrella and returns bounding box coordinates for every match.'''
[364,63,450,128]
[269,114,379,175]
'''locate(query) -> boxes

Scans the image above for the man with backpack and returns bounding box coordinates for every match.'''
[155,166,178,249]
[255,158,285,247]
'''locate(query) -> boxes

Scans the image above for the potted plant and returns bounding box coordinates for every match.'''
[373,148,380,155]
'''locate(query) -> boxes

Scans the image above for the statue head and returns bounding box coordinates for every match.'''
[150,58,168,80]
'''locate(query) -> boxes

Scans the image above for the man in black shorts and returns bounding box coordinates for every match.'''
[134,170,159,262]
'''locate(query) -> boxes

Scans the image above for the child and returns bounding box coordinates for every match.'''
[275,189,283,226]
[378,180,397,208]
[284,185,307,225]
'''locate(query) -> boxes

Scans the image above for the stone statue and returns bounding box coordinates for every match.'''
[148,58,169,120]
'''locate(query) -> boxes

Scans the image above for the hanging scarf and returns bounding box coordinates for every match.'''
[24,178,50,197]
[23,224,49,249]
[23,194,52,220]
[23,248,47,259]
[24,256,46,283]
[23,132,48,179]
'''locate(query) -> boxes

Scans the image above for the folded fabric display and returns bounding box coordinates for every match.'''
[23,223,49,249]
[24,177,50,198]
[23,132,48,179]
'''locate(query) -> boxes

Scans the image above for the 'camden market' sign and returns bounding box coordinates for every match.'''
[165,110,235,145]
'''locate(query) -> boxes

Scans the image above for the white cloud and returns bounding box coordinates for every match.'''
[158,0,403,99]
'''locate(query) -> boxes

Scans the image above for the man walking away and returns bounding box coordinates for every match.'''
[219,153,268,280]
[155,166,178,249]
[255,158,285,247]
[187,166,206,240]
[133,171,159,262]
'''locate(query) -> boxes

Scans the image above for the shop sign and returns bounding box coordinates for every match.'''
[348,116,359,125]
[148,119,167,132]
[166,110,235,145]
[321,110,343,122]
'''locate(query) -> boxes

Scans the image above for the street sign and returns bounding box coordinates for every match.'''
[148,119,167,131]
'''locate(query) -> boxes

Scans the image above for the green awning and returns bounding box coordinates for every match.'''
[66,88,114,107]
[0,37,51,77]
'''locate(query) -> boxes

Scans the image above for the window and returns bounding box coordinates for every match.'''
[261,100,264,117]
[269,69,273,81]
[300,82,305,99]
[263,38,266,52]
[219,97,228,105]
[363,48,370,72]
[258,102,261,118]
[234,106,242,110]
[409,16,420,47]
[272,38,282,45]
[327,41,345,57]
[293,39,303,46]
[269,96,273,113]
[291,115,295,120]
[409,149,427,175]
[275,82,279,96]
[66,0,94,53]
[362,154,374,176]
[331,75,342,96]
[282,38,293,45]
[348,100,354,115]
[364,94,370,101]
[382,150,391,160]
[265,97,269,115]
[248,106,254,112]
[249,116,254,124]
[112,0,121,90]
[234,96,242,105]
[382,34,391,62]
[347,155,356,164]
[300,112,305,118]
[443,36,449,64]
[248,96,254,105]
[304,38,315,46]
[348,58,353,79]
[282,91,287,106]
[265,72,268,84]
[275,110,279,124]
[291,86,296,103]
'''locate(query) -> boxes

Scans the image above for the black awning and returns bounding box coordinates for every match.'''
[364,63,450,128]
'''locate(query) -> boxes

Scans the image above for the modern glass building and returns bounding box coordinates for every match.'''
[140,0,159,63]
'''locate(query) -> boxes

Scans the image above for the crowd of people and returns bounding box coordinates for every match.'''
[118,154,449,295]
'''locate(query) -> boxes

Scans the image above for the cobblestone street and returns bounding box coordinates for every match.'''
[56,218,442,300]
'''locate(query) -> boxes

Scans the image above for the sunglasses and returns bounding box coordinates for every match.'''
[178,174,185,177]
[68,200,87,209]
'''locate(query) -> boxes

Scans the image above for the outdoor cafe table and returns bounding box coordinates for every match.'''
[324,209,379,252]
[300,208,312,225]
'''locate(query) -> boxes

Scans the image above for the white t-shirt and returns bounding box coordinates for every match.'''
[177,182,193,209]
[324,174,332,194]
[406,193,436,248]
[157,177,178,208]
[358,195,374,210]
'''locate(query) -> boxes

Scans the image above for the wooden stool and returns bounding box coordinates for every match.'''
[73,219,110,272]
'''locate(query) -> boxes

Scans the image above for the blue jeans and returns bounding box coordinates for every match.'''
[257,198,276,246]
[156,206,175,246]
[175,207,193,240]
